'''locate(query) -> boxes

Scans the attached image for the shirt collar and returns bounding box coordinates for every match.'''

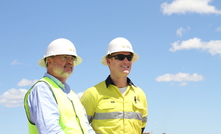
[105,75,135,88]
[44,73,66,91]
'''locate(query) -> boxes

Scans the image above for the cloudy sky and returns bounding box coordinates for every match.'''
[0,0,221,134]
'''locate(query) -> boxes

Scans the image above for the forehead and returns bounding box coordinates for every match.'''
[112,52,131,55]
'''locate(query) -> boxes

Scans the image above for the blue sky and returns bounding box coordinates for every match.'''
[0,0,221,134]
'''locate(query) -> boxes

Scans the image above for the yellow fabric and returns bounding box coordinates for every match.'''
[24,77,88,134]
[81,81,148,134]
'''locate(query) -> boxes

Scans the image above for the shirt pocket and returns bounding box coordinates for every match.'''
[132,101,145,114]
[97,99,116,111]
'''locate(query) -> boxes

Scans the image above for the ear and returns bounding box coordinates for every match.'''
[46,57,53,66]
[106,59,111,66]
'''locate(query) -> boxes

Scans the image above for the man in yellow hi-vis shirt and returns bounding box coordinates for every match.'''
[81,37,148,134]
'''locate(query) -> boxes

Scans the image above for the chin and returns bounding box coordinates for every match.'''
[123,70,130,74]
[62,72,72,77]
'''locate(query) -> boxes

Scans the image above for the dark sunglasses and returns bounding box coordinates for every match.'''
[108,54,133,61]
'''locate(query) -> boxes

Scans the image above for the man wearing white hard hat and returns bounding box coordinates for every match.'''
[81,37,148,134]
[24,38,95,134]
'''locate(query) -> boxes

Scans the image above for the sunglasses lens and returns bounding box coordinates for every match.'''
[127,55,132,61]
[115,54,132,61]
[117,55,125,60]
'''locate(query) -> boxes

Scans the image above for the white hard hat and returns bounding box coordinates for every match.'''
[101,37,139,66]
[38,38,82,67]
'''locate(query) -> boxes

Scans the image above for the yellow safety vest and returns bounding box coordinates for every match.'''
[80,81,148,134]
[24,77,88,134]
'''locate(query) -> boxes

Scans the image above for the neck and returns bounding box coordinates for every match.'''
[110,75,128,88]
[56,77,67,84]
[47,71,67,84]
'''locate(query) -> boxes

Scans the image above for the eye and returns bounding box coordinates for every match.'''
[61,56,75,61]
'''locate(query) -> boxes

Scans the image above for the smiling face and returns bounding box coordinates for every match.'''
[46,55,75,83]
[106,52,133,77]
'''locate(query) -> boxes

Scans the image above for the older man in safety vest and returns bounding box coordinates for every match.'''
[24,38,95,134]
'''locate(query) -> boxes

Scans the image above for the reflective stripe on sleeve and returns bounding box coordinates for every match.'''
[142,116,147,123]
[93,112,143,121]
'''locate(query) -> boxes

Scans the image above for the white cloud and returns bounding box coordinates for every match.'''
[161,0,221,15]
[17,79,38,87]
[0,88,28,107]
[155,72,204,86]
[11,60,21,65]
[176,27,190,37]
[0,88,84,108]
[169,38,221,56]
[216,27,221,31]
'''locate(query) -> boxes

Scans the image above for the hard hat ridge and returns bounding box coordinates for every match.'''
[45,38,76,56]
[38,38,82,67]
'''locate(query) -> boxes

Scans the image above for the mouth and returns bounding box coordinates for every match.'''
[64,65,73,70]
[121,65,129,69]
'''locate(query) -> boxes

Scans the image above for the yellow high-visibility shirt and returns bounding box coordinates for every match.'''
[81,77,148,134]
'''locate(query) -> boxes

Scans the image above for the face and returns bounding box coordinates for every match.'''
[47,55,75,78]
[106,52,133,77]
